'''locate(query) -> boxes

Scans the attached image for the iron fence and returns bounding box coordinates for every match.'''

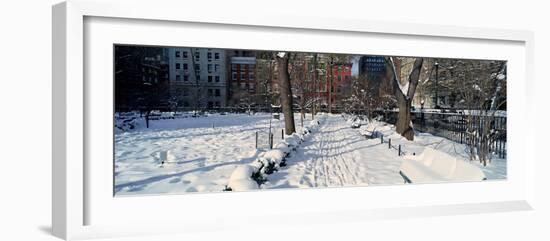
[373,110,506,159]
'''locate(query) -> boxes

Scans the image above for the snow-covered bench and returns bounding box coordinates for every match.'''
[359,124,378,139]
[399,147,486,184]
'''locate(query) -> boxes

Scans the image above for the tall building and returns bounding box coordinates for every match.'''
[168,48,227,109]
[358,55,397,109]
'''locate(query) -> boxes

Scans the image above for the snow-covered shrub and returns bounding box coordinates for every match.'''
[283,133,303,150]
[227,165,260,191]
[255,149,287,175]
[225,115,323,191]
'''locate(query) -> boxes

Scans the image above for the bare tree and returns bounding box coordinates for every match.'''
[386,57,424,140]
[189,48,203,114]
[290,53,314,127]
[277,52,296,135]
[311,53,318,119]
[452,60,506,165]
[328,55,334,114]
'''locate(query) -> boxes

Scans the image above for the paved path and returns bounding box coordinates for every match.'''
[264,114,405,189]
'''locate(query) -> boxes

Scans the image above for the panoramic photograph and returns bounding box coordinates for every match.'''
[113,45,507,196]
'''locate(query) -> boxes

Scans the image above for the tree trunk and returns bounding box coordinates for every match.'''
[312,53,318,119]
[396,98,413,140]
[300,91,305,127]
[277,53,296,135]
[387,57,424,141]
[328,58,333,114]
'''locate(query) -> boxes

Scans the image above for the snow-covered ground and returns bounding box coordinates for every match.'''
[114,112,506,196]
[114,113,314,195]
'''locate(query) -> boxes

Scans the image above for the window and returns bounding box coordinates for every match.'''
[208,64,212,73]
[195,52,200,61]
[232,64,237,71]
[207,52,212,60]
[183,88,189,96]
[241,72,246,80]
[183,75,189,81]
[337,75,341,81]
[215,101,220,107]
[182,51,188,58]
[249,72,255,80]
[214,64,220,72]
[240,64,246,70]
[215,53,220,60]
[208,89,213,97]
[183,63,188,70]
[208,75,213,82]
[240,83,246,90]
[176,75,181,81]
[195,64,200,70]
[215,76,220,82]
[176,63,181,69]
[175,51,180,57]
[232,72,237,80]
[215,89,220,97]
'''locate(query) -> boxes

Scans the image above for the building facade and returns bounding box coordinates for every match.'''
[228,56,258,106]
[168,48,227,109]
[327,62,353,108]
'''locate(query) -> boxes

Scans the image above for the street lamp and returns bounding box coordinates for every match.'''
[434,62,439,109]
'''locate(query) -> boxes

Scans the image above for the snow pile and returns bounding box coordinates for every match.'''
[226,114,325,191]
[400,147,486,183]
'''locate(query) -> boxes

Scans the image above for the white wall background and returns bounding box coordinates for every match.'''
[0,0,548,240]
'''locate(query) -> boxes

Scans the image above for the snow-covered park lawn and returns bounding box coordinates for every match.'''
[115,112,506,196]
[114,113,312,195]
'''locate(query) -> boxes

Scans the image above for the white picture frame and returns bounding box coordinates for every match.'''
[52,0,535,240]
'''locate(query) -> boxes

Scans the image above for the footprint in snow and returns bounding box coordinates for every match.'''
[185,187,198,192]
[169,178,181,184]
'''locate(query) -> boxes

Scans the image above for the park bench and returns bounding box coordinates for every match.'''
[399,147,486,184]
[359,124,378,139]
